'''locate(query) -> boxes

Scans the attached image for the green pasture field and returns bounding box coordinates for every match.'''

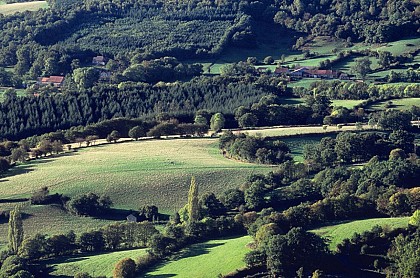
[145,235,252,277]
[310,217,409,251]
[374,37,420,56]
[0,0,47,15]
[0,139,271,242]
[0,204,114,248]
[332,99,363,109]
[368,97,420,111]
[49,248,147,277]
[281,134,335,162]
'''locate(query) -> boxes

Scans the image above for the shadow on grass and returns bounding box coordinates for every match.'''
[0,151,80,181]
[143,242,225,277]
[94,208,135,221]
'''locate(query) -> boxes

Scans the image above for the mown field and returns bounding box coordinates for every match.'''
[49,248,147,277]
[145,235,251,277]
[310,217,409,251]
[0,0,47,15]
[0,138,272,244]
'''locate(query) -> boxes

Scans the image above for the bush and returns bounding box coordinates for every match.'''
[113,258,136,278]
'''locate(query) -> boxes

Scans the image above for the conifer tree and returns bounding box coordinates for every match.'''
[8,205,24,254]
[188,176,199,222]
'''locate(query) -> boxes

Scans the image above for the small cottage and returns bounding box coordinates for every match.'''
[37,76,65,87]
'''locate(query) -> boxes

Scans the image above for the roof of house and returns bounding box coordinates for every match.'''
[41,76,65,83]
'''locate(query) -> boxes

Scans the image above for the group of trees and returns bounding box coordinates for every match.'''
[304,130,415,166]
[219,131,292,164]
[66,193,112,217]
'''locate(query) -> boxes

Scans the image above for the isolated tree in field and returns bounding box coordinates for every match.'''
[188,176,199,222]
[51,140,63,154]
[85,135,99,146]
[113,258,136,278]
[10,147,28,163]
[37,139,52,156]
[107,130,121,143]
[8,206,24,254]
[352,57,372,80]
[210,113,225,132]
[128,126,145,140]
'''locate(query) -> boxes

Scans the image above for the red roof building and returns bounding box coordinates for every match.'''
[37,76,65,87]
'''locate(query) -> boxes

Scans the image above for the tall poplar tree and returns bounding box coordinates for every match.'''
[188,176,199,222]
[8,205,24,254]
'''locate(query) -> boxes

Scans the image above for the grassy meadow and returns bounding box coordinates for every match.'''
[49,248,148,277]
[145,235,252,277]
[0,138,272,243]
[0,0,47,15]
[310,217,409,251]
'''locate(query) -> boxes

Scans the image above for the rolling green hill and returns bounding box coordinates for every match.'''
[0,138,271,244]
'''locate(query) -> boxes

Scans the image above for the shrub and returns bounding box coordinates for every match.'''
[113,258,136,278]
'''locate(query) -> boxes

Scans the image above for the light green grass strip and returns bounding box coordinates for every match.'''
[310,217,409,251]
[50,248,147,277]
[146,236,252,278]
